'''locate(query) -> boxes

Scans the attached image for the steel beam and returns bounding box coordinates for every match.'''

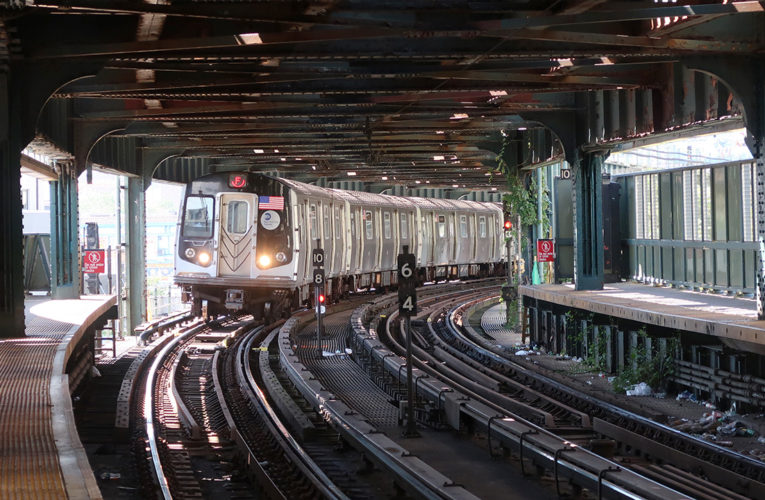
[49,162,80,300]
[125,177,147,334]
[0,72,25,337]
[573,151,605,290]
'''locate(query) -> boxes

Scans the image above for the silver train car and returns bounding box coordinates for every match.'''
[175,172,506,319]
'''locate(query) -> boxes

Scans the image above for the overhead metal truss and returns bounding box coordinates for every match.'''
[2,0,761,188]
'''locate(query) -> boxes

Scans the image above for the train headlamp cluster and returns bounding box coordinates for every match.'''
[257,251,288,269]
[184,246,212,266]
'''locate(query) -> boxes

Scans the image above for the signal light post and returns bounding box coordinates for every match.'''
[312,248,325,356]
[398,246,419,438]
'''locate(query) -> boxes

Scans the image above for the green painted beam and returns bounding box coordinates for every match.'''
[125,177,147,334]
[49,163,80,300]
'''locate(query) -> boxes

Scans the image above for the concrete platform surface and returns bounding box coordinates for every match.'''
[521,282,765,351]
[0,295,114,500]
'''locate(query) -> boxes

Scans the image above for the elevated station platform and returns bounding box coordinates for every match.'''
[521,282,763,353]
[0,295,115,500]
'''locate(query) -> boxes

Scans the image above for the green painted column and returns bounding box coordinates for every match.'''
[49,162,80,300]
[0,73,25,337]
[573,151,605,290]
[125,176,147,334]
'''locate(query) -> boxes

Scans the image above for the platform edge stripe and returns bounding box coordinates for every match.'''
[50,295,116,500]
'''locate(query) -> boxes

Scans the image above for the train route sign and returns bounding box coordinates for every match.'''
[312,248,325,286]
[537,239,555,263]
[312,248,325,267]
[397,252,417,316]
[82,249,106,273]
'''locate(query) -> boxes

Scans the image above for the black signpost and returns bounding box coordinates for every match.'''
[398,246,419,438]
[312,248,325,354]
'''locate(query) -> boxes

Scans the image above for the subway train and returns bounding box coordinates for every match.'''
[175,172,506,319]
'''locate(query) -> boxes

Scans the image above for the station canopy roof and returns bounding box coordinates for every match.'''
[3,1,764,189]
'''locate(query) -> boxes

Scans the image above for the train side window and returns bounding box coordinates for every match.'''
[459,215,468,238]
[183,195,214,238]
[226,200,249,234]
[335,206,342,239]
[479,216,486,238]
[383,211,391,239]
[365,210,373,240]
[350,211,356,238]
[437,215,446,238]
[310,204,318,240]
[400,213,408,239]
[323,206,331,240]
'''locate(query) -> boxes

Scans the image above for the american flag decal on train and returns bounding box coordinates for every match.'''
[258,195,284,210]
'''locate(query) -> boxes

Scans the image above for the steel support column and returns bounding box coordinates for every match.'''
[0,73,25,337]
[125,177,147,334]
[49,162,80,299]
[573,151,605,290]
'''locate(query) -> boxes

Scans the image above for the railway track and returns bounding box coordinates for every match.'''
[446,296,765,499]
[126,280,761,498]
[345,285,763,499]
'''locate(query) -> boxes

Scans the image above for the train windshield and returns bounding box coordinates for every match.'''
[183,195,214,238]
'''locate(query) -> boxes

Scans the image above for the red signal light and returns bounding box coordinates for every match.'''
[504,220,512,230]
[318,294,326,304]
[229,174,247,189]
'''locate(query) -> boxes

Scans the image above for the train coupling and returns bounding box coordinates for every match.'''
[225,289,245,310]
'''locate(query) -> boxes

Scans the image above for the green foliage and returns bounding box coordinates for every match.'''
[612,330,678,394]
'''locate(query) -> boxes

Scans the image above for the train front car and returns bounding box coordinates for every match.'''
[175,172,296,320]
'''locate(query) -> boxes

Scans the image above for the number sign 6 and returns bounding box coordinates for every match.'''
[400,262,412,279]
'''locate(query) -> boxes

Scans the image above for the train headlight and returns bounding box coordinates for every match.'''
[258,255,271,267]
[197,251,211,265]
[275,251,287,263]
[185,248,196,259]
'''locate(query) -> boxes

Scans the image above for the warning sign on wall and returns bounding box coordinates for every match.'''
[83,250,106,274]
[537,239,555,263]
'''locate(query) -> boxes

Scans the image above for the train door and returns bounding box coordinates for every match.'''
[417,209,431,266]
[332,204,344,273]
[434,213,448,265]
[322,202,332,275]
[448,213,456,263]
[381,209,394,270]
[307,201,318,279]
[218,193,257,277]
[348,206,359,273]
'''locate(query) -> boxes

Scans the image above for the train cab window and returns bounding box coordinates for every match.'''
[383,211,391,239]
[459,215,468,238]
[183,196,214,238]
[226,200,249,234]
[335,206,342,239]
[310,204,318,240]
[479,216,486,238]
[400,213,408,239]
[365,211,373,240]
[323,206,331,240]
[437,215,446,238]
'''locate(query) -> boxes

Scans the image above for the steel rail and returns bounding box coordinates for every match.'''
[143,321,209,499]
[279,314,480,500]
[235,324,350,500]
[350,291,690,500]
[449,297,765,495]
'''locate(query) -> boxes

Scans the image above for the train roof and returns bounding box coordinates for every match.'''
[277,176,499,212]
[192,172,500,212]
